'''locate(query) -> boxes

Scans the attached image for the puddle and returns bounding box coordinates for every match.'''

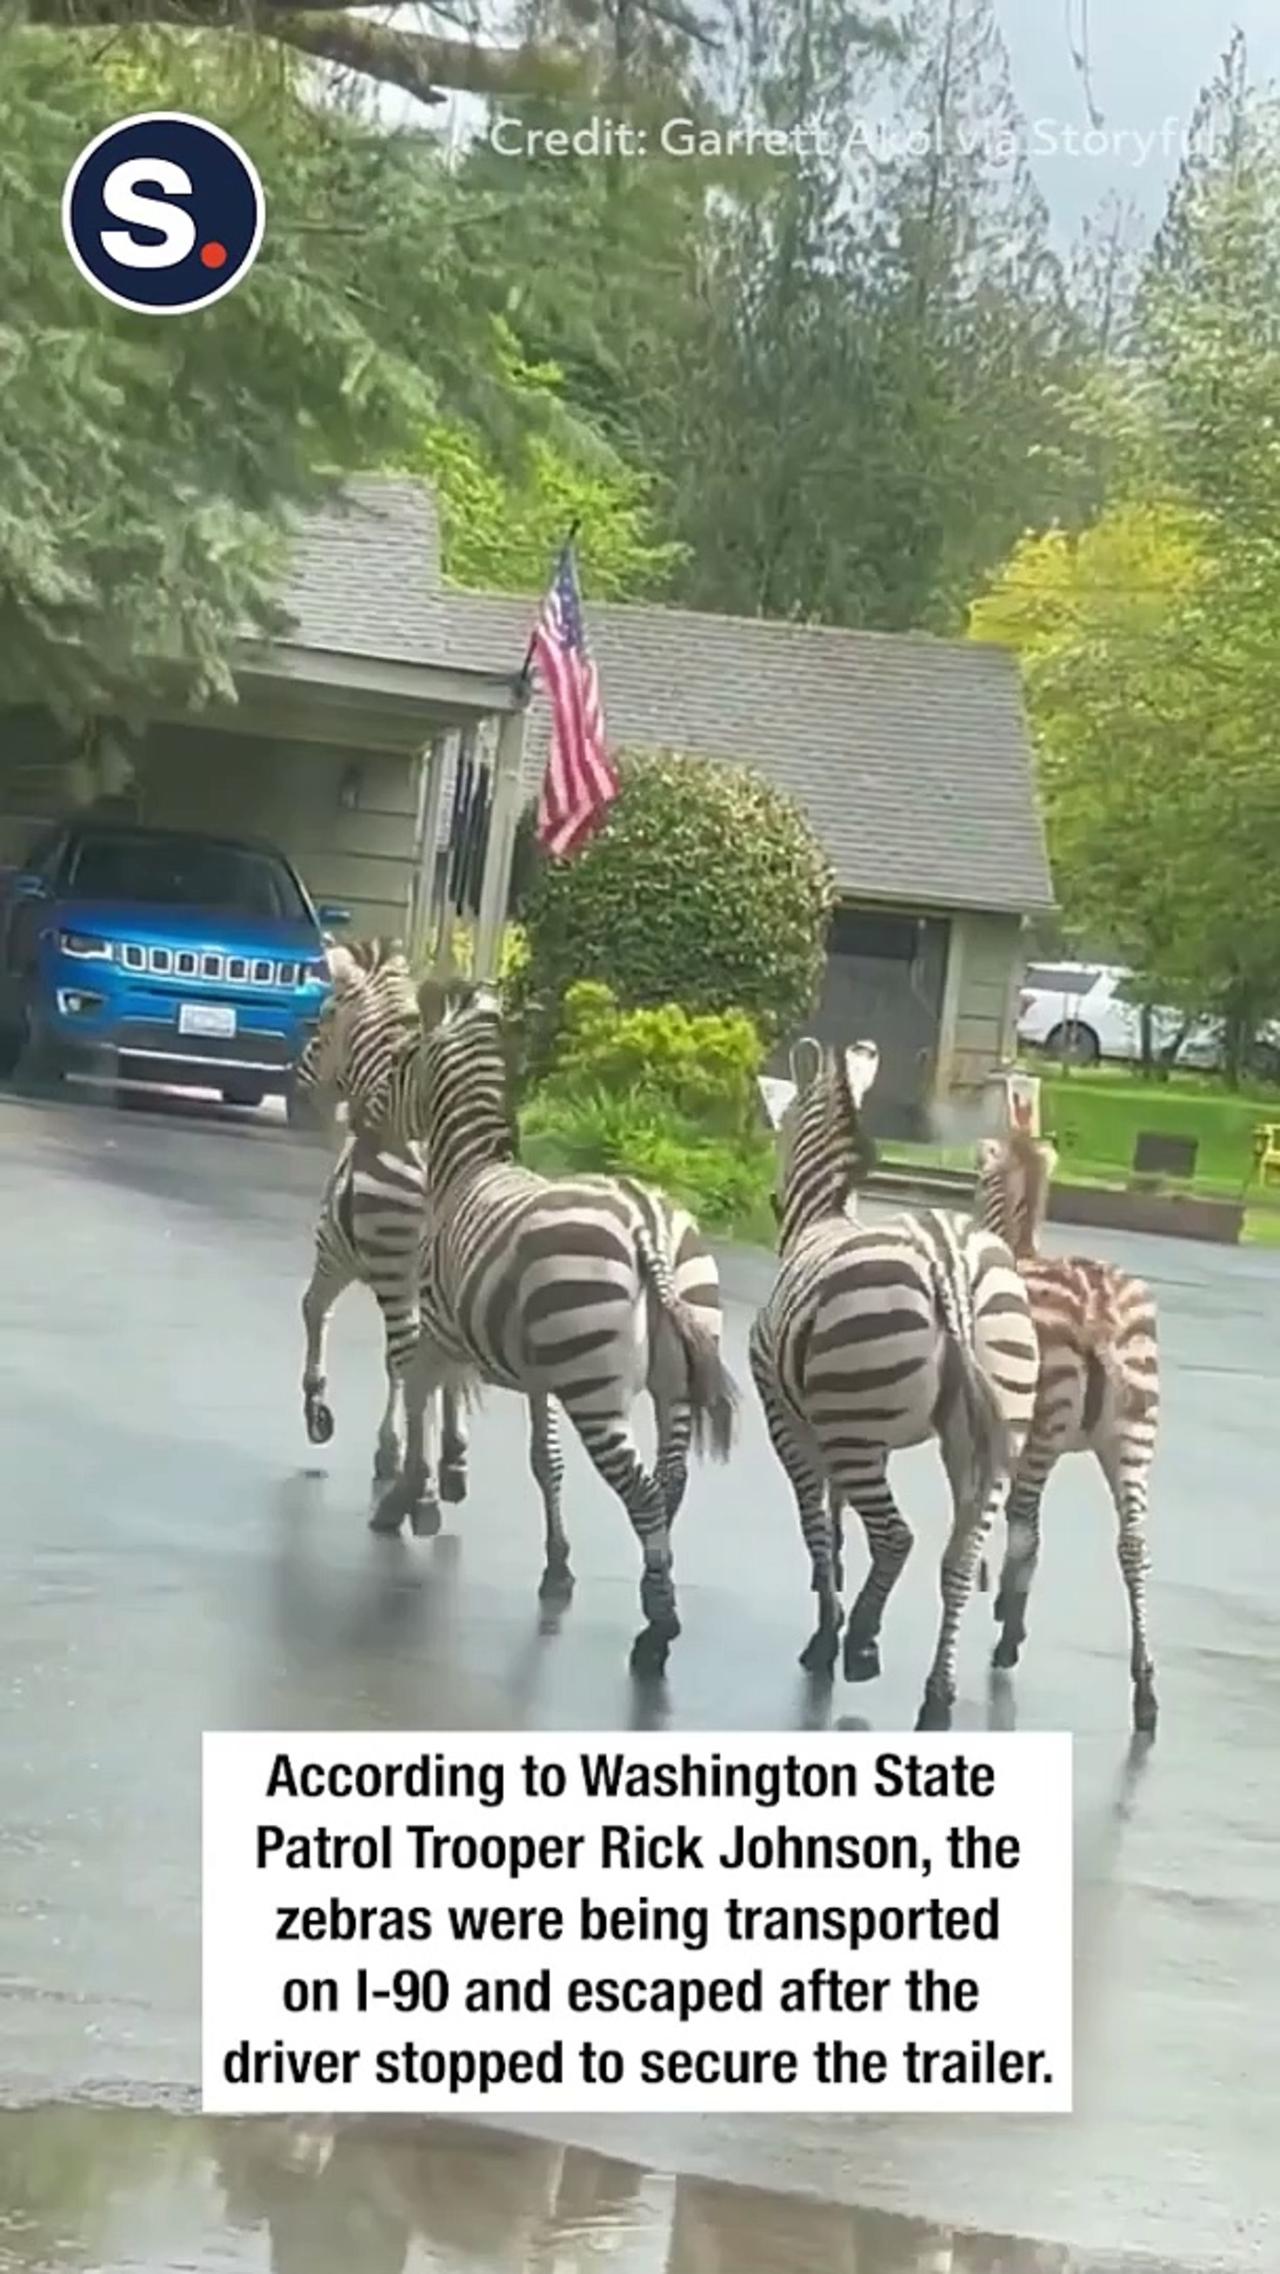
[0,2106,1212,2274]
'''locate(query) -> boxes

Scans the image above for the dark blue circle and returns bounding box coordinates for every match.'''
[65,114,263,311]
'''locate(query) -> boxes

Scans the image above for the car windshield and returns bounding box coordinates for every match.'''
[66,832,309,924]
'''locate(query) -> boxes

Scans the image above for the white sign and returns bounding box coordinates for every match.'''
[179,1002,237,1038]
[203,1730,1073,2119]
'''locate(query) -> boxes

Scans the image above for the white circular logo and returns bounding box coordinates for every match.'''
[61,111,266,315]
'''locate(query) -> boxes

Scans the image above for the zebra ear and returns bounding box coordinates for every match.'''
[844,1040,879,1107]
[325,943,361,992]
[789,1036,823,1090]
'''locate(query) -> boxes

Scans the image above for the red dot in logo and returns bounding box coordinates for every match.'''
[200,240,228,270]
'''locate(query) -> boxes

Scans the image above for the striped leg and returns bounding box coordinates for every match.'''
[370,1335,445,1539]
[301,1257,352,1446]
[654,1395,694,1527]
[439,1388,469,1506]
[1097,1437,1158,1735]
[370,1282,421,1482]
[751,1349,841,1675]
[918,1461,1010,1732]
[836,1452,914,1683]
[566,1408,677,1678]
[991,1448,1055,1671]
[530,1393,573,1602]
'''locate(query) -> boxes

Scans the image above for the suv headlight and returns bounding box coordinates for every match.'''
[59,931,114,960]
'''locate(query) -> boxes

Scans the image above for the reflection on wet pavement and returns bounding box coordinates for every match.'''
[0,2107,1196,2274]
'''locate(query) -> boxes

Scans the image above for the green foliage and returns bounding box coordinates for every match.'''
[520,1085,777,1240]
[971,59,1280,1079]
[545,980,764,1137]
[516,754,834,1058]
[0,26,601,721]
[405,333,681,599]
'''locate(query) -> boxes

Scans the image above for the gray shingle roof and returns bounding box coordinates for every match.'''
[271,477,1054,918]
[273,477,446,664]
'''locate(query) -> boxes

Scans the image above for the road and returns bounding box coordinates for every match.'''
[0,1086,1275,2272]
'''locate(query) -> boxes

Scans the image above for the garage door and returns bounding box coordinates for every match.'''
[773,908,951,1142]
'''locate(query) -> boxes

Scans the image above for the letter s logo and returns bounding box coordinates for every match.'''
[62,112,265,315]
[100,158,198,269]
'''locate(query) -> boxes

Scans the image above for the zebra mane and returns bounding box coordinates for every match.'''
[775,1039,879,1248]
[415,987,520,1180]
[978,1127,1057,1258]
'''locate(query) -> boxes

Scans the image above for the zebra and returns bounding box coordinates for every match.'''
[749,1035,1041,1730]
[292,939,469,1510]
[370,981,739,1674]
[974,1126,1160,1733]
[309,960,729,1594]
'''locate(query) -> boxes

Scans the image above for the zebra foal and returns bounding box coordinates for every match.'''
[293,939,468,1510]
[750,1036,1040,1729]
[372,982,739,1675]
[974,1127,1160,1733]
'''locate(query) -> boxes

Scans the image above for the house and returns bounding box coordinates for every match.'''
[0,476,1054,1134]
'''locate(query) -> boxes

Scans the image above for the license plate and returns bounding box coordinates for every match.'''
[178,1002,237,1039]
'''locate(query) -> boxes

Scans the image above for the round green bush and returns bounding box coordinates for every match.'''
[514,751,835,1052]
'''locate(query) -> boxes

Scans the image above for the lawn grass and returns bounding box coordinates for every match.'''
[1039,1069,1274,1198]
[881,1064,1280,1241]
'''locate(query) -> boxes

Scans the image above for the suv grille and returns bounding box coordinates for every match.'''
[118,943,305,988]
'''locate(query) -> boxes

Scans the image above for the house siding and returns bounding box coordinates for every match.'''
[137,723,420,936]
[944,910,1025,1090]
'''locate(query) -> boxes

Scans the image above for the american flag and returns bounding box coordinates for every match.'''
[529,539,618,858]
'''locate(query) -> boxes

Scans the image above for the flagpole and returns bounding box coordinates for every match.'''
[517,517,581,692]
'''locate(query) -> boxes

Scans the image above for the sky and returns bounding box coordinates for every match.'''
[401,1,1280,245]
[993,0,1280,232]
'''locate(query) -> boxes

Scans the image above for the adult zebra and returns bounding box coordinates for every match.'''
[750,1036,1040,1729]
[371,981,739,1673]
[293,939,468,1510]
[974,1126,1160,1733]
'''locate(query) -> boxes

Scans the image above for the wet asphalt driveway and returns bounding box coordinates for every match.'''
[0,1085,1276,2272]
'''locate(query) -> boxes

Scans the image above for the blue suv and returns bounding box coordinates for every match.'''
[0,820,346,1118]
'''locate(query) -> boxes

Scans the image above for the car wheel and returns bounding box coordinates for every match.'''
[222,1081,266,1110]
[1045,1020,1099,1068]
[20,1011,67,1085]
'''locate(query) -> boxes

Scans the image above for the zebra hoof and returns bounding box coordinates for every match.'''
[1132,1679,1158,1736]
[305,1399,335,1446]
[991,1631,1021,1672]
[842,1634,881,1684]
[372,1443,400,1483]
[630,1623,676,1680]
[439,1461,468,1506]
[915,1692,953,1733]
[409,1496,443,1539]
[799,1631,838,1678]
[538,1562,574,1604]
[369,1485,410,1536]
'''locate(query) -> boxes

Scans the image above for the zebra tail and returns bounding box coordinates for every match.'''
[951,1335,1010,1522]
[633,1226,739,1462]
[928,1234,1012,1522]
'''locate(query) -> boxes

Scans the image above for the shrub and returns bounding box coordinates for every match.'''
[520,1085,776,1241]
[513,751,835,1063]
[546,980,763,1137]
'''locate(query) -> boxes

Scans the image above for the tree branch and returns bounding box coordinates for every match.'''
[24,0,590,103]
